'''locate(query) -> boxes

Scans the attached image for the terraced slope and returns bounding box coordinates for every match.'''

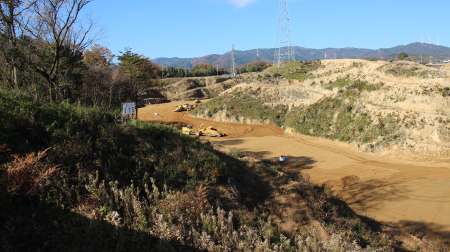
[193,59,450,160]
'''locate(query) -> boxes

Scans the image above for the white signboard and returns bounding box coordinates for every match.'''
[122,102,136,115]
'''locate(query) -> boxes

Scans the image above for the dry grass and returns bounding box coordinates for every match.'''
[2,147,59,196]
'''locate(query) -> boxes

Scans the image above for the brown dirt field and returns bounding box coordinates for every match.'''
[139,100,450,245]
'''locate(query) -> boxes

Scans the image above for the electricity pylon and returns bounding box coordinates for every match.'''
[231,44,237,77]
[274,0,295,66]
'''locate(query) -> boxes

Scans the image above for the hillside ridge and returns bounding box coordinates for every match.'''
[157,43,450,68]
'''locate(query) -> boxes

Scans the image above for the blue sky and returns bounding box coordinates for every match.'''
[87,0,450,59]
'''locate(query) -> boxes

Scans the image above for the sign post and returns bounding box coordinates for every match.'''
[122,102,136,123]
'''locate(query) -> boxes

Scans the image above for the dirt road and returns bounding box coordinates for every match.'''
[139,100,450,244]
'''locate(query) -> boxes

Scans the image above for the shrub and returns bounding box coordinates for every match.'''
[231,150,245,158]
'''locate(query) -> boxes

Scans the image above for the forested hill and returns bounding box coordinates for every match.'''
[157,42,450,68]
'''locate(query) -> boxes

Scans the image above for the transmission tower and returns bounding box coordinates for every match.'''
[230,44,237,77]
[274,0,295,66]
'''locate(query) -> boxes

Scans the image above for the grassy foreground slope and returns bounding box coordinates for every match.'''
[192,59,450,159]
[0,89,227,250]
[1,89,447,251]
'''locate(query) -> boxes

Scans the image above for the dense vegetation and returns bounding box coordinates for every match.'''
[193,88,289,126]
[283,79,402,147]
[0,89,225,250]
[162,61,271,78]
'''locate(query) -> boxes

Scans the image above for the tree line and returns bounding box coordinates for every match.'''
[0,0,163,109]
[162,61,271,78]
[0,0,270,110]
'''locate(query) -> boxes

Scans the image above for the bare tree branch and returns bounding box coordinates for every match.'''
[22,0,97,101]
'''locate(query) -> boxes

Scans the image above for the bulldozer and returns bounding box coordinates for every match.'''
[181,125,196,135]
[174,103,198,112]
[198,124,223,137]
[174,105,185,112]
[180,123,224,137]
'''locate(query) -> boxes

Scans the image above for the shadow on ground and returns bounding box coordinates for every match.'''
[281,155,316,166]
[337,179,411,214]
[210,138,245,146]
[397,220,450,249]
[206,153,324,241]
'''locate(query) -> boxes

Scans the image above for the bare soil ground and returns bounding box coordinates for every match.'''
[139,100,450,247]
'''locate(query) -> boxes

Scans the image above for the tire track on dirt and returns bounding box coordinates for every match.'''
[283,134,368,163]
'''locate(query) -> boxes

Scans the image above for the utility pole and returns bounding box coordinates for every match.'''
[274,0,295,66]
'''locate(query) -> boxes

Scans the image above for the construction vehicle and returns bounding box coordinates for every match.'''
[174,105,184,112]
[174,103,188,112]
[198,124,224,137]
[174,103,198,112]
[180,124,224,137]
[181,125,195,135]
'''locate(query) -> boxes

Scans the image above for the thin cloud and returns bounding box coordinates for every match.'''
[228,0,259,8]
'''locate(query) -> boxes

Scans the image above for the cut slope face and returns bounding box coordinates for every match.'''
[193,59,450,160]
[158,76,242,101]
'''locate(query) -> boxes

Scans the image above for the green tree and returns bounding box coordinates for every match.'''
[245,60,270,72]
[164,66,189,78]
[398,52,408,60]
[118,49,160,84]
[190,64,216,77]
[117,49,161,116]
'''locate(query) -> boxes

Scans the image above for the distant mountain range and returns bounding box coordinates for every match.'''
[156,43,450,69]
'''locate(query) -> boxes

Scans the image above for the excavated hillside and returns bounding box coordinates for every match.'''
[157,76,242,101]
[191,59,450,160]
